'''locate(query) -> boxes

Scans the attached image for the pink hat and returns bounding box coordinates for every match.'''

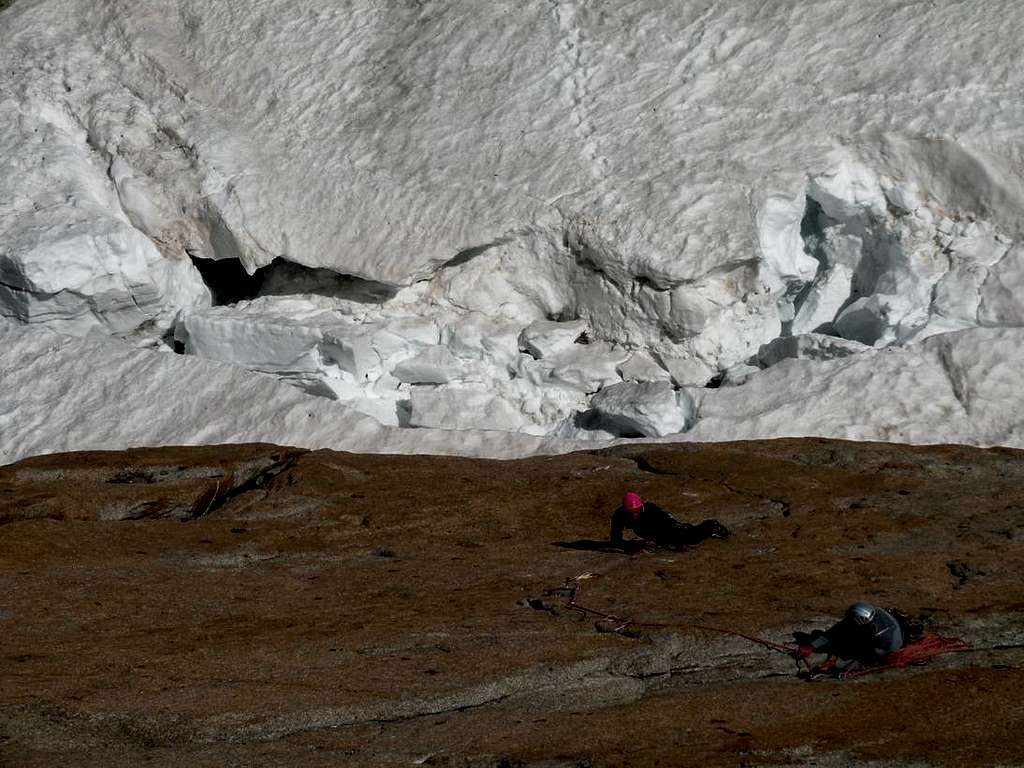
[623,492,643,512]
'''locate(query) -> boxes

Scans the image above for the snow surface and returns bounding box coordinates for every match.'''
[3,0,1024,462]
[0,320,584,463]
[681,326,1024,448]
[4,318,1024,466]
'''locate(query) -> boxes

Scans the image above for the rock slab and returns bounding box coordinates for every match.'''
[2,439,1023,766]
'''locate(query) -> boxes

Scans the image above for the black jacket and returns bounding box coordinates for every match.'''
[810,608,904,663]
[610,502,728,549]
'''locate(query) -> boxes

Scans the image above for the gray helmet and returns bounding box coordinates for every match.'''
[846,602,876,626]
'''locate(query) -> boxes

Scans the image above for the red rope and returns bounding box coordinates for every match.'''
[839,635,970,679]
[554,575,971,679]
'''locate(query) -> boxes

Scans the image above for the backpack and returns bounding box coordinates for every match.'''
[887,607,925,645]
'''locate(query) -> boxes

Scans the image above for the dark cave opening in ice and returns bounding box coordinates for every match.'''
[189,256,400,307]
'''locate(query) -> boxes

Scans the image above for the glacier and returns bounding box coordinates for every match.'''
[3,0,1024,462]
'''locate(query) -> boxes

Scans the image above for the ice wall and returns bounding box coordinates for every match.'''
[3,0,1024,457]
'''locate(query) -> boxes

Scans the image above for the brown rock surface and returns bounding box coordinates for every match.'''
[2,438,1023,766]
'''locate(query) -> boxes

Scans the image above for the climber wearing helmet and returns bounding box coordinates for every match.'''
[609,491,730,551]
[794,601,907,674]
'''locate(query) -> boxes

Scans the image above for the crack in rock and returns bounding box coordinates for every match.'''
[200,632,787,744]
[189,452,302,520]
[90,451,303,521]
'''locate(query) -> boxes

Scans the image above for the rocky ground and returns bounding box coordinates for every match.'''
[2,438,1023,767]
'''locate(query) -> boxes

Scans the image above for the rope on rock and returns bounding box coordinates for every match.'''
[839,635,971,679]
[542,573,975,680]
[552,572,803,659]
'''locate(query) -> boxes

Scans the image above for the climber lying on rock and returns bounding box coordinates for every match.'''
[609,491,730,552]
[793,602,924,677]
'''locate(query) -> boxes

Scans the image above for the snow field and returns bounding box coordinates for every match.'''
[3,0,1024,461]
